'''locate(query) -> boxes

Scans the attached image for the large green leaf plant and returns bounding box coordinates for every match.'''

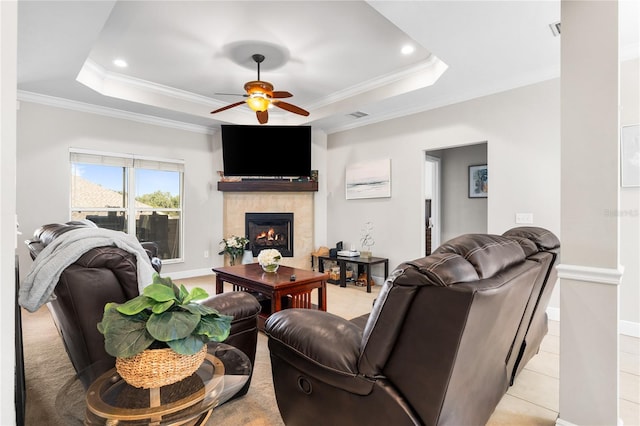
[98,274,232,358]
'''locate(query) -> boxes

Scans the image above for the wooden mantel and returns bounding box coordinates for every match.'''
[217,180,318,192]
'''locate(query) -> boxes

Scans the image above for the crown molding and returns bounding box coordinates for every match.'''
[17,91,215,135]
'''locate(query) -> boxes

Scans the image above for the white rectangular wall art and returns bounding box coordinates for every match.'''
[345,158,391,200]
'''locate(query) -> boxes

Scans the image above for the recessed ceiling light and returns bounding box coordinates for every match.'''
[401,45,415,55]
[113,58,128,68]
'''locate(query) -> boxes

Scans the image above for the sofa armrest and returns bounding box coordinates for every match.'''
[265,309,374,395]
[265,309,362,373]
[200,291,261,320]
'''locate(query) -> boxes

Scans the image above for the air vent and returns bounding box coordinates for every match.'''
[348,111,369,119]
[549,21,561,37]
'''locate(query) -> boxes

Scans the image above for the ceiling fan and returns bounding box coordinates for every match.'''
[211,54,310,124]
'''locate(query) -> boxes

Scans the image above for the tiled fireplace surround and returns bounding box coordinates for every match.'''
[222,192,314,270]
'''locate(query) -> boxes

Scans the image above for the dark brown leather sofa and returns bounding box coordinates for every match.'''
[24,221,261,398]
[264,227,560,425]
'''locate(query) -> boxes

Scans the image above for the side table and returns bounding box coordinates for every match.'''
[212,263,328,330]
[55,342,251,425]
[317,255,389,293]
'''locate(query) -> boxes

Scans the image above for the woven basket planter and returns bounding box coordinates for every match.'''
[116,345,207,389]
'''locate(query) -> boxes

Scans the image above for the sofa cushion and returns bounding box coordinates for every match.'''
[433,233,526,279]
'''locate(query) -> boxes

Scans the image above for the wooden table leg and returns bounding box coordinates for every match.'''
[215,276,223,294]
[366,264,372,293]
[271,290,282,314]
[318,281,327,311]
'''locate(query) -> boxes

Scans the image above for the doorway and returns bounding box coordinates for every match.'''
[424,143,487,253]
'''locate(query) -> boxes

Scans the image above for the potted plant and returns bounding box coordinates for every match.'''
[219,235,250,265]
[97,273,232,388]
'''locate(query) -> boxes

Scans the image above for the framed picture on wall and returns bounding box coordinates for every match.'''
[468,164,488,198]
[346,158,391,200]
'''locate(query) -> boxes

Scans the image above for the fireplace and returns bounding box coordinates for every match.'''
[245,213,293,257]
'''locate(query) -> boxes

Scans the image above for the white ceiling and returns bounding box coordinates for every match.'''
[17,1,639,134]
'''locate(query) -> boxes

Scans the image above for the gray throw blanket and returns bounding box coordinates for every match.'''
[19,227,156,312]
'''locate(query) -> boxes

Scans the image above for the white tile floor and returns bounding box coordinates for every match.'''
[186,275,640,425]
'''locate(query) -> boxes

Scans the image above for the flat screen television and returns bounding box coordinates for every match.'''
[221,125,312,177]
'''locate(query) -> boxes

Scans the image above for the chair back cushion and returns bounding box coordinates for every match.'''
[358,233,545,425]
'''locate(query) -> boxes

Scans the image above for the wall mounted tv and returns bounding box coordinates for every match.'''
[221,125,312,177]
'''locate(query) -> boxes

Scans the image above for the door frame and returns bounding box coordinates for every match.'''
[424,154,441,254]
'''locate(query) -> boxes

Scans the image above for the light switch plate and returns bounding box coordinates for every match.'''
[515,213,534,224]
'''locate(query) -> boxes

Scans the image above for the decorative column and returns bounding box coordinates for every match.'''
[557,1,622,425]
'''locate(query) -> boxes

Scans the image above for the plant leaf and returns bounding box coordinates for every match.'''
[143,283,178,303]
[116,296,155,315]
[167,335,207,355]
[152,273,173,287]
[178,284,189,302]
[151,299,175,314]
[99,308,154,357]
[181,302,225,317]
[146,311,200,342]
[197,314,232,342]
[183,287,209,305]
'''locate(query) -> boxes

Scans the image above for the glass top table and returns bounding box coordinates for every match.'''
[55,342,251,425]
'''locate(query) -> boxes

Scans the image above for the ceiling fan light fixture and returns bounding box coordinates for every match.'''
[211,54,308,123]
[247,93,271,112]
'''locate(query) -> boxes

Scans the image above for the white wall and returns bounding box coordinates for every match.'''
[16,102,331,281]
[16,102,221,280]
[619,58,640,328]
[1,2,18,424]
[327,79,560,275]
[326,58,639,328]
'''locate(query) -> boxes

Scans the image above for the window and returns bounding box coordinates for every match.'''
[70,149,184,262]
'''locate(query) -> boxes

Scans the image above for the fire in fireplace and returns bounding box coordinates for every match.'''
[245,212,293,257]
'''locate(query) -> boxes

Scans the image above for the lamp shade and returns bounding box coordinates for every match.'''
[247,94,270,112]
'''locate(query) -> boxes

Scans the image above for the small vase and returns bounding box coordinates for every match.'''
[229,253,240,266]
[261,263,279,273]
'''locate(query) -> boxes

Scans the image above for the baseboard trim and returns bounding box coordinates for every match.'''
[547,306,560,322]
[556,417,577,426]
[620,320,640,338]
[557,416,623,426]
[165,268,214,279]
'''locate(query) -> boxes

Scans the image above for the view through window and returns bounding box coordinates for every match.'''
[70,150,183,261]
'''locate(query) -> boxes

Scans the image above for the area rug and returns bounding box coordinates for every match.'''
[22,278,380,425]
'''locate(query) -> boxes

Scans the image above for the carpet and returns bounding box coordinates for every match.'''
[21,278,380,425]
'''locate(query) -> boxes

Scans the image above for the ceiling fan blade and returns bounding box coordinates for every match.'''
[256,110,269,124]
[215,92,248,97]
[272,100,310,116]
[272,91,293,99]
[211,101,245,114]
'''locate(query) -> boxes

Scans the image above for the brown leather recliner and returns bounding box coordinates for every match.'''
[25,221,261,399]
[264,227,560,426]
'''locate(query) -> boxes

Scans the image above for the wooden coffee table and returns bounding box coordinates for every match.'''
[212,263,328,330]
